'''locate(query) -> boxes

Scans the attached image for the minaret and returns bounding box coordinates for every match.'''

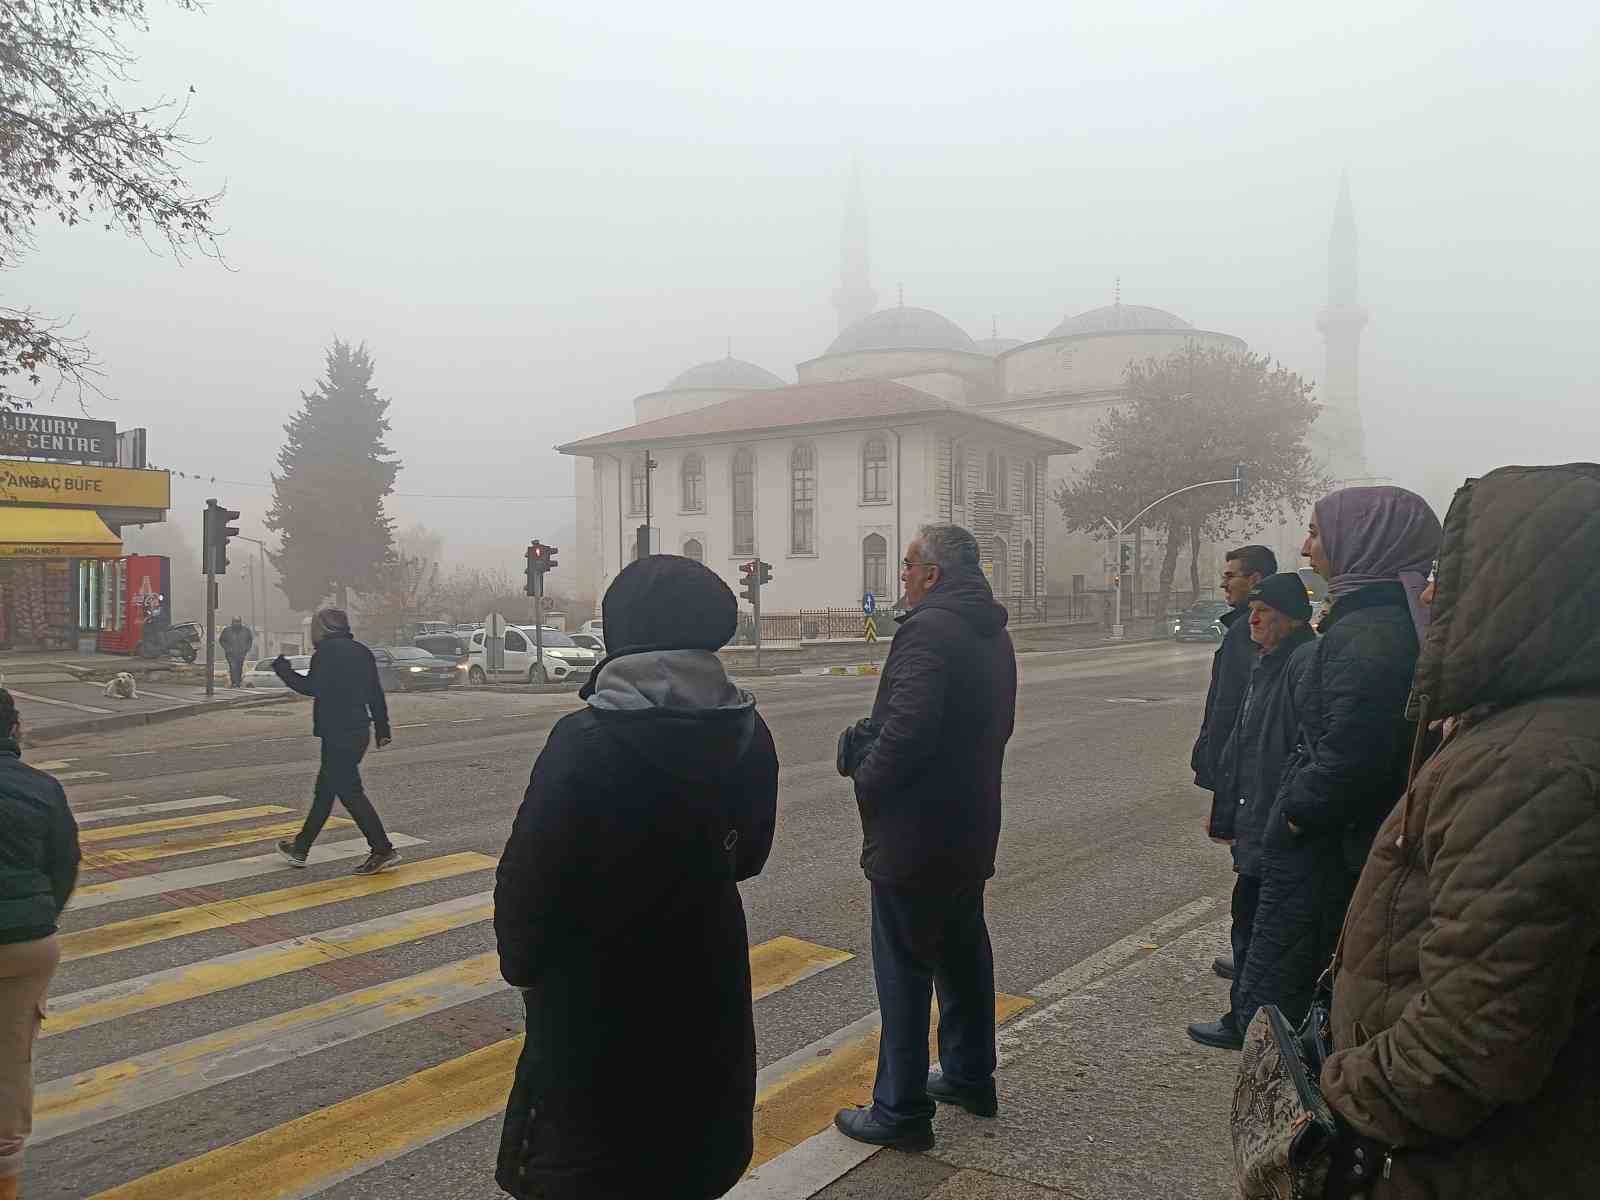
[1314,171,1371,482]
[832,160,877,333]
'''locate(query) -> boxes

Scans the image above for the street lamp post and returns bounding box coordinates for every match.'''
[1103,465,1248,640]
[235,536,272,652]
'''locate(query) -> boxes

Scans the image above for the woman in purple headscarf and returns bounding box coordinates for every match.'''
[1232,486,1442,1039]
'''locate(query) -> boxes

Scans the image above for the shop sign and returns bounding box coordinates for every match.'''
[0,459,170,509]
[0,542,122,558]
[0,412,118,463]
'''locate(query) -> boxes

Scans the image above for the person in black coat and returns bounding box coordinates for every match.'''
[833,523,1017,1153]
[272,608,398,876]
[0,688,79,1192]
[494,556,778,1200]
[218,617,254,688]
[1189,544,1276,982]
[1187,574,1316,1049]
[1236,487,1441,1033]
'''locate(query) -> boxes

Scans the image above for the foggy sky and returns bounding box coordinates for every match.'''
[13,2,1598,571]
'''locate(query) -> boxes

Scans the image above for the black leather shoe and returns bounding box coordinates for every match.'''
[926,1070,998,1118]
[833,1107,934,1151]
[1213,955,1235,980]
[1187,1016,1244,1050]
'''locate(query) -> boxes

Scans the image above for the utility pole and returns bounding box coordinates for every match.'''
[237,536,272,652]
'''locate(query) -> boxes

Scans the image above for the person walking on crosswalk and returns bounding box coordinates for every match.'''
[493,555,778,1199]
[0,688,80,1199]
[272,608,400,876]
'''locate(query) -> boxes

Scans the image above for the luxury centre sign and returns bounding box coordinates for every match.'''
[0,411,118,463]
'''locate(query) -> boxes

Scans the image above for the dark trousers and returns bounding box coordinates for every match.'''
[1227,872,1261,1027]
[226,654,245,688]
[869,881,996,1126]
[295,730,392,854]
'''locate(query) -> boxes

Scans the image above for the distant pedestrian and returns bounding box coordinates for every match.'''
[834,523,1016,1153]
[1190,544,1277,983]
[1236,486,1440,1032]
[219,617,253,688]
[0,688,80,1199]
[494,556,778,1199]
[1320,464,1600,1198]
[273,608,399,876]
[1187,573,1315,1050]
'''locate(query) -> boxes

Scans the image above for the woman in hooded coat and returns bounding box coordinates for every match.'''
[494,556,779,1200]
[1234,486,1441,1034]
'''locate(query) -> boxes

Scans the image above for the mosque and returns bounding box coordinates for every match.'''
[561,171,1369,619]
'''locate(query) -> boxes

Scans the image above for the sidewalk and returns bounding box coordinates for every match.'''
[4,672,298,744]
[742,918,1238,1200]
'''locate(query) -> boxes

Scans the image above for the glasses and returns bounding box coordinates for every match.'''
[902,560,936,571]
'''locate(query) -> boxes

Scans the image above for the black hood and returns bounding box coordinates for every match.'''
[586,649,756,783]
[899,564,1010,637]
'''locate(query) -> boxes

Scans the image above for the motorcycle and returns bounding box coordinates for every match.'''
[135,616,200,663]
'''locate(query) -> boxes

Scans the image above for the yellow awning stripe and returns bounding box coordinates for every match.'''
[0,506,121,557]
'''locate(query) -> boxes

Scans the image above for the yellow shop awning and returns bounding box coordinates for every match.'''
[0,506,122,558]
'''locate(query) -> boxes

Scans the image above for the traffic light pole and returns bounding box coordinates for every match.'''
[533,570,543,681]
[753,575,762,671]
[204,508,217,699]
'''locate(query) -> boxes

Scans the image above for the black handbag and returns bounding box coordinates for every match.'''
[836,718,878,777]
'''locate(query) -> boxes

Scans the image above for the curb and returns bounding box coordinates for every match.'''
[823,664,880,677]
[21,691,302,747]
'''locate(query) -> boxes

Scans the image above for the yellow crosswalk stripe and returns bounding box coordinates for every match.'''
[58,851,496,962]
[78,805,291,845]
[81,818,354,869]
[82,936,854,1200]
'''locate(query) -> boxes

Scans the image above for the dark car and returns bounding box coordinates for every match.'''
[415,632,472,662]
[1173,600,1231,643]
[372,645,461,691]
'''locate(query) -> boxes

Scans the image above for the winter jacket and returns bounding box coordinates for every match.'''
[494,649,778,1199]
[1322,463,1600,1199]
[1191,605,1253,793]
[1209,624,1317,876]
[0,738,80,943]
[1236,582,1420,1028]
[219,622,253,658]
[851,565,1016,887]
[274,632,391,742]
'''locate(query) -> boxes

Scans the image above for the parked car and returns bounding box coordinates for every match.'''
[578,619,604,641]
[242,655,310,689]
[414,632,472,662]
[372,645,461,691]
[1172,600,1232,643]
[465,625,600,685]
[415,621,456,635]
[569,632,605,653]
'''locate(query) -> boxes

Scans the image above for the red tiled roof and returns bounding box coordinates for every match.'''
[558,378,1078,455]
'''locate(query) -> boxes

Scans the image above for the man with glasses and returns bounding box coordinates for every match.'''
[1191,544,1277,982]
[834,524,1017,1152]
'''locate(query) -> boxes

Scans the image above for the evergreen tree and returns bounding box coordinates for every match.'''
[267,341,400,611]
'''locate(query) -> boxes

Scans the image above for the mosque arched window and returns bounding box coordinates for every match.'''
[1023,540,1035,596]
[790,443,817,555]
[953,442,966,506]
[992,536,1009,595]
[861,437,889,503]
[681,453,705,513]
[629,455,648,515]
[683,538,704,563]
[862,533,888,599]
[1023,460,1035,515]
[732,448,755,556]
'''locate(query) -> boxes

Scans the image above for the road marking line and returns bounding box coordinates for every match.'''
[450,718,484,724]
[1029,896,1218,999]
[59,850,493,961]
[108,751,157,758]
[80,818,354,870]
[35,953,509,1145]
[5,687,113,714]
[79,936,854,1200]
[67,834,427,910]
[31,759,74,770]
[74,795,250,826]
[750,936,853,1000]
[77,804,291,844]
[46,892,496,1036]
[53,769,110,782]
[394,723,428,729]
[188,742,234,749]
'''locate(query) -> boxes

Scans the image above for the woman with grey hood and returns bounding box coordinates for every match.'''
[494,555,779,1200]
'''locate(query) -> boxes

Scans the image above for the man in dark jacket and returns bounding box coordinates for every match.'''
[0,688,79,1191]
[218,617,253,688]
[272,608,398,876]
[493,556,778,1200]
[1187,573,1315,1049]
[834,523,1016,1153]
[1190,544,1276,982]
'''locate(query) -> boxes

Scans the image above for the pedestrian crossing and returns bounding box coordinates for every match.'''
[45,791,1031,1199]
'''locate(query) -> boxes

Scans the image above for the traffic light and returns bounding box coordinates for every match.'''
[1118,542,1134,575]
[203,499,241,575]
[757,560,772,587]
[545,544,559,572]
[738,560,759,606]
[524,540,557,595]
[1234,463,1249,500]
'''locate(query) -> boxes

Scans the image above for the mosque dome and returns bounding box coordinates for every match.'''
[826,306,976,356]
[1046,303,1193,339]
[665,356,785,391]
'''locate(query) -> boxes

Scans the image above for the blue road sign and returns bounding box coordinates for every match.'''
[862,592,876,615]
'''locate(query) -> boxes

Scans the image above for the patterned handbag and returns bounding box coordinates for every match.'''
[1231,1001,1339,1199]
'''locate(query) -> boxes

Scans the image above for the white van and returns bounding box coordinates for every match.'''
[466,626,600,685]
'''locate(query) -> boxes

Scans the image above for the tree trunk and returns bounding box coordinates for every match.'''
[1189,524,1203,605]
[1156,519,1183,618]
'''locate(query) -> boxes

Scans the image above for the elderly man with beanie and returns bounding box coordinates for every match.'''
[218,616,254,688]
[1236,486,1441,1034]
[1190,544,1278,983]
[273,608,399,876]
[493,555,778,1200]
[0,689,79,1199]
[833,523,1016,1153]
[1188,573,1316,1049]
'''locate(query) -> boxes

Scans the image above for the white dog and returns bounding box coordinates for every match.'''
[103,672,139,700]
